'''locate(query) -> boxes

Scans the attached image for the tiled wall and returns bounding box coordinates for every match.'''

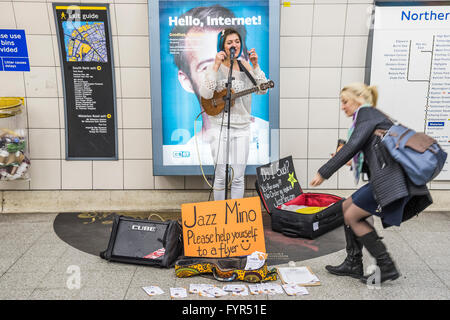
[0,0,408,191]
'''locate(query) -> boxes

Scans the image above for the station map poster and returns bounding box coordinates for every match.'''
[369,1,450,180]
[149,0,280,175]
[54,4,118,160]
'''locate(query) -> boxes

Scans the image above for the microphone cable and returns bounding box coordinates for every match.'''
[194,109,234,200]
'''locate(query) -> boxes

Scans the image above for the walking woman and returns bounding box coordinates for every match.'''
[310,83,432,284]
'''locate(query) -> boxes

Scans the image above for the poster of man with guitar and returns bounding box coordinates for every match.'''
[161,1,272,171]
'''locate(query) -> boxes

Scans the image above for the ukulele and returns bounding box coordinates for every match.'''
[201,80,274,116]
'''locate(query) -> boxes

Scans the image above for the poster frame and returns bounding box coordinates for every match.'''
[149,0,280,176]
[53,3,118,161]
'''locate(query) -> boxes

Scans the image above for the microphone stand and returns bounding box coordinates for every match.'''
[224,49,235,200]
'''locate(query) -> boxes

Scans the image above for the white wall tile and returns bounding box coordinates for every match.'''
[337,165,365,189]
[154,176,184,189]
[117,36,149,67]
[281,5,313,37]
[112,36,120,67]
[27,98,60,128]
[280,98,308,129]
[24,67,58,98]
[55,66,63,97]
[0,179,30,190]
[115,4,148,36]
[123,129,152,159]
[80,0,114,3]
[314,0,346,3]
[292,158,308,189]
[51,35,61,67]
[340,67,366,87]
[62,160,93,189]
[14,2,51,35]
[339,110,353,129]
[117,128,124,160]
[0,2,16,29]
[47,3,57,36]
[280,68,309,98]
[348,0,374,3]
[308,128,338,158]
[430,181,450,190]
[115,0,147,3]
[120,68,150,98]
[115,99,123,129]
[114,67,122,98]
[280,37,311,68]
[280,129,308,159]
[310,37,344,67]
[122,98,151,128]
[27,35,55,67]
[124,159,154,189]
[342,36,368,67]
[29,128,61,159]
[308,159,338,189]
[309,99,339,128]
[29,159,61,189]
[60,128,66,158]
[58,98,65,128]
[282,1,314,3]
[313,4,347,36]
[0,72,25,97]
[92,160,123,189]
[309,68,341,98]
[108,4,118,37]
[345,4,372,36]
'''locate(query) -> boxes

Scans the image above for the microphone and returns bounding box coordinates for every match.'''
[229,46,236,59]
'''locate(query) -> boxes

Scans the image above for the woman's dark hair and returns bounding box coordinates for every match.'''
[217,28,242,52]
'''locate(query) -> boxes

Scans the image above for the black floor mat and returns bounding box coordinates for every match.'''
[54,211,345,266]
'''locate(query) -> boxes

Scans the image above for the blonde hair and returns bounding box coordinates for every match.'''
[341,83,378,107]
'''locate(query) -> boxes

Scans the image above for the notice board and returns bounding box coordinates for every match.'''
[181,197,266,258]
[54,4,117,159]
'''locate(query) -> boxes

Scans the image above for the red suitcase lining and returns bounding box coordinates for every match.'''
[278,193,342,209]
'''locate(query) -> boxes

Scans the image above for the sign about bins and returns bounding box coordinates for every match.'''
[0,29,30,72]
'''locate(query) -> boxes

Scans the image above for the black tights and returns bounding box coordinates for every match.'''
[342,197,374,237]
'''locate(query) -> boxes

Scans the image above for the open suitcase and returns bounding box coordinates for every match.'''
[255,156,344,239]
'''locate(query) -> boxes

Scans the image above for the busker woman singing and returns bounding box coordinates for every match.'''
[310,83,432,284]
[199,28,268,200]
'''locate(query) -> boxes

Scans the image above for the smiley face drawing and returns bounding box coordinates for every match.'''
[240,239,251,251]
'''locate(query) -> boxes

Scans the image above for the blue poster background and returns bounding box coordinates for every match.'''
[159,0,269,146]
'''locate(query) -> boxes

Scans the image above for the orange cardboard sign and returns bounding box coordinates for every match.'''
[181,197,266,258]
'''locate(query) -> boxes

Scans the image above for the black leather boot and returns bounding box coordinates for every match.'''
[325,225,363,279]
[358,230,400,284]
